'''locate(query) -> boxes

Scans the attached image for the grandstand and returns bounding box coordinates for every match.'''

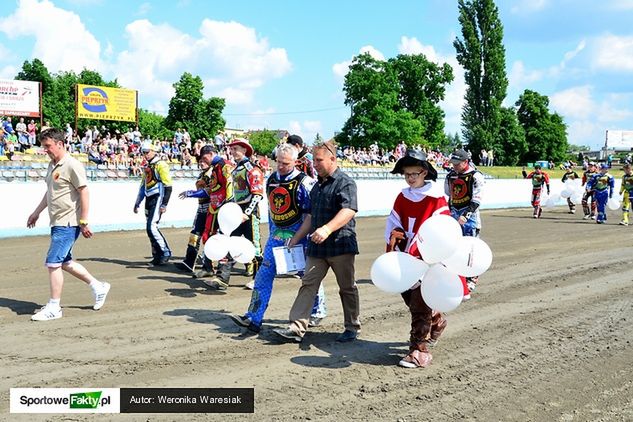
[0,153,454,182]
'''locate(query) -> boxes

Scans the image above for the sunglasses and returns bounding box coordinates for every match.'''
[314,140,336,156]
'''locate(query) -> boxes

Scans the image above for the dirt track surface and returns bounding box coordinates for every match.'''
[1,207,632,421]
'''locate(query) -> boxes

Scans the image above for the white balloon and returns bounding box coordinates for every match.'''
[218,202,243,235]
[441,236,493,277]
[572,180,584,193]
[570,192,583,204]
[228,236,256,264]
[560,189,571,199]
[370,252,430,294]
[607,197,621,211]
[203,234,230,261]
[545,192,560,208]
[420,264,464,312]
[416,214,463,264]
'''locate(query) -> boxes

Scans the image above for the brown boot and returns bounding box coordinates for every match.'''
[428,312,447,347]
[398,342,432,368]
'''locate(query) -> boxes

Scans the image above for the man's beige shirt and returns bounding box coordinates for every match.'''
[45,154,88,226]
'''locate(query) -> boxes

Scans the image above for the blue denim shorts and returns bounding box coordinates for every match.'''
[45,226,80,267]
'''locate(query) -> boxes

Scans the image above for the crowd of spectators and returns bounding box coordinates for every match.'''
[0,116,40,157]
[337,142,451,170]
[3,116,458,177]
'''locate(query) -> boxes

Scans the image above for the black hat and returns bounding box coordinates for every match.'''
[391,149,438,181]
[287,134,304,147]
[449,149,470,163]
[200,145,216,155]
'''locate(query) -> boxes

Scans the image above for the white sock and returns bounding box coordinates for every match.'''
[48,298,61,308]
[89,280,102,292]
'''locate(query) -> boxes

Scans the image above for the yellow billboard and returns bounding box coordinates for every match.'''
[76,84,137,122]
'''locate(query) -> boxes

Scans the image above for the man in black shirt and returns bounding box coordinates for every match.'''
[274,140,361,343]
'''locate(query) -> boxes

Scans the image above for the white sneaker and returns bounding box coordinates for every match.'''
[245,280,255,290]
[32,304,62,321]
[93,281,111,310]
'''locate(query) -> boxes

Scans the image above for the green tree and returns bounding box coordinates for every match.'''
[515,89,568,163]
[248,130,278,156]
[390,54,453,146]
[454,0,508,157]
[495,107,527,165]
[446,132,463,151]
[165,72,226,140]
[138,109,171,139]
[15,58,53,94]
[337,52,452,150]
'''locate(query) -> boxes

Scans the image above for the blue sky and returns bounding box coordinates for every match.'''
[0,0,632,149]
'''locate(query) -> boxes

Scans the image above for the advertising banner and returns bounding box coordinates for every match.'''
[77,84,137,122]
[605,130,633,150]
[0,79,40,117]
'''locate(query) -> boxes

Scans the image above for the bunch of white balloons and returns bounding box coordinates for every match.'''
[203,202,256,264]
[370,215,493,312]
[545,178,621,211]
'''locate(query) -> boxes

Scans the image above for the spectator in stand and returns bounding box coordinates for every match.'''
[480,149,488,167]
[64,123,73,145]
[88,145,104,165]
[181,148,192,167]
[3,116,14,135]
[27,119,38,146]
[212,132,223,152]
[16,117,28,150]
[7,130,18,152]
[129,153,143,177]
[132,126,142,143]
[173,128,183,145]
[183,129,191,148]
[192,140,203,158]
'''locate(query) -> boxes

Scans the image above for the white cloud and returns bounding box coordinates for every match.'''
[0,43,12,62]
[398,36,440,61]
[218,87,254,105]
[0,65,17,79]
[510,0,549,14]
[147,100,167,116]
[609,0,633,9]
[114,18,291,106]
[0,0,103,73]
[550,86,633,147]
[566,120,601,148]
[332,45,385,82]
[550,85,595,119]
[509,60,545,90]
[287,120,322,143]
[592,34,633,71]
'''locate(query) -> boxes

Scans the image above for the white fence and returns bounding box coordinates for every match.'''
[2,177,617,238]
